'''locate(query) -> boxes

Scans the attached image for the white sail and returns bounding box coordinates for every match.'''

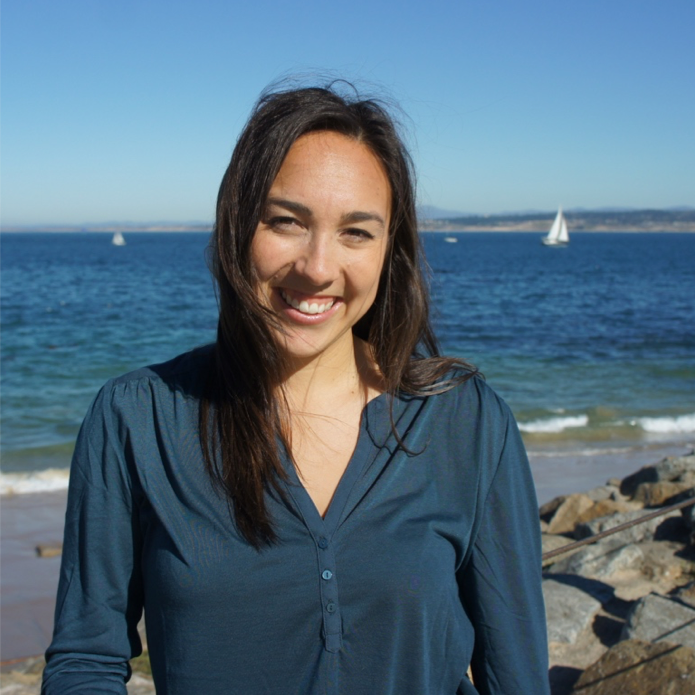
[542,208,569,246]
[557,216,569,244]
[112,232,126,246]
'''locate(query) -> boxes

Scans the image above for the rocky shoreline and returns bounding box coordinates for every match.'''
[3,451,694,694]
[543,450,695,693]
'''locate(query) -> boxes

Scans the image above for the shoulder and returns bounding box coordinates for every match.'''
[429,370,514,422]
[108,344,212,395]
[413,372,521,466]
[88,345,214,421]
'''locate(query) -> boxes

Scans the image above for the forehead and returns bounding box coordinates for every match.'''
[268,131,391,216]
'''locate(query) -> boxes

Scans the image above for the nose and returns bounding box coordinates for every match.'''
[294,233,338,287]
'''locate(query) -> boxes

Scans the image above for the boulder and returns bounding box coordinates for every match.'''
[672,581,695,609]
[543,578,602,644]
[541,533,579,567]
[655,453,695,482]
[583,484,620,503]
[539,495,566,522]
[546,537,644,581]
[621,592,695,649]
[547,494,595,535]
[571,639,695,694]
[574,508,681,544]
[633,481,695,507]
[638,541,694,588]
[576,499,637,525]
[621,453,695,497]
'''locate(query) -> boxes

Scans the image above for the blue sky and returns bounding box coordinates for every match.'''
[2,0,693,225]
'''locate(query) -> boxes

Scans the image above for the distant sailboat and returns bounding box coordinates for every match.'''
[112,232,126,246]
[542,208,569,246]
[444,236,458,243]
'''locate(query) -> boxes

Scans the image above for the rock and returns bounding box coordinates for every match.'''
[547,494,595,535]
[0,657,44,694]
[656,453,695,482]
[576,499,637,525]
[677,490,695,531]
[622,592,695,649]
[540,495,566,522]
[638,540,695,588]
[35,543,62,558]
[621,453,695,497]
[672,581,695,609]
[571,639,695,694]
[633,481,695,507]
[0,655,155,695]
[541,533,579,567]
[543,578,602,644]
[574,508,681,544]
[126,673,156,694]
[583,484,619,503]
[547,537,644,581]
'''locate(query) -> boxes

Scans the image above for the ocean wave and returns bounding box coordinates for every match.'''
[518,414,589,434]
[0,468,70,496]
[529,445,635,458]
[631,413,695,434]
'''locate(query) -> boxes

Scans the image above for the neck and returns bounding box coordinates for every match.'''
[281,336,383,412]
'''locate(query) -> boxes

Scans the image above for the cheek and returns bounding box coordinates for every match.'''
[250,237,278,284]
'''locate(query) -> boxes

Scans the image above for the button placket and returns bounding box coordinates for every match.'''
[316,537,341,652]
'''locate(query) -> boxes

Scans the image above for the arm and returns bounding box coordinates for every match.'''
[42,383,144,694]
[457,401,550,695]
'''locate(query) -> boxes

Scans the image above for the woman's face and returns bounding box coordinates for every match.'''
[251,130,391,367]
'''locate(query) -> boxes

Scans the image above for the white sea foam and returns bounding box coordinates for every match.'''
[0,468,70,496]
[518,414,589,434]
[529,446,635,458]
[632,413,695,434]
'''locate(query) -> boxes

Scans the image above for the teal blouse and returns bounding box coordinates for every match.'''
[42,347,549,694]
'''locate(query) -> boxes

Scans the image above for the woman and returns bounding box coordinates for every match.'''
[42,84,549,694]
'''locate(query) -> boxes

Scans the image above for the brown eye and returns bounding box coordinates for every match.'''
[268,216,300,230]
[344,228,375,242]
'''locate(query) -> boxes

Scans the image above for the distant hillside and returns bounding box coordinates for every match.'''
[420,209,695,232]
[3,208,694,234]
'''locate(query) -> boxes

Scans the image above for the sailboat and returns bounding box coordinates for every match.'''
[111,231,126,246]
[542,207,569,246]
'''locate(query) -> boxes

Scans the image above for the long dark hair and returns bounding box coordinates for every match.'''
[200,82,476,548]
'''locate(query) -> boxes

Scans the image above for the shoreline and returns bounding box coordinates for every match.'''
[1,438,693,663]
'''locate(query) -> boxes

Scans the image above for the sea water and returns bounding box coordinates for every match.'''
[1,231,694,500]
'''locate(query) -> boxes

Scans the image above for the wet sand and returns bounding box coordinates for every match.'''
[1,491,66,663]
[1,439,692,662]
[529,440,694,505]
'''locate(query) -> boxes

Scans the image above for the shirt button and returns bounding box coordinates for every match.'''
[326,602,336,613]
[318,537,329,549]
[321,569,333,580]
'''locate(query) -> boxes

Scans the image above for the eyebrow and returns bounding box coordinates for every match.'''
[265,197,386,231]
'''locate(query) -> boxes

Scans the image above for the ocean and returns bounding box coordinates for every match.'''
[1,231,693,502]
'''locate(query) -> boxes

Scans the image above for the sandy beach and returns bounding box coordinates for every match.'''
[1,492,66,664]
[1,439,693,665]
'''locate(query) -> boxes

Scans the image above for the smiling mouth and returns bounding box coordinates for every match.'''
[280,289,336,315]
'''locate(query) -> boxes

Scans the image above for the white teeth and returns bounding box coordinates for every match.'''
[281,291,334,315]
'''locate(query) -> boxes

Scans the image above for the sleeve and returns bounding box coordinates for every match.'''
[457,399,550,695]
[42,382,144,694]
